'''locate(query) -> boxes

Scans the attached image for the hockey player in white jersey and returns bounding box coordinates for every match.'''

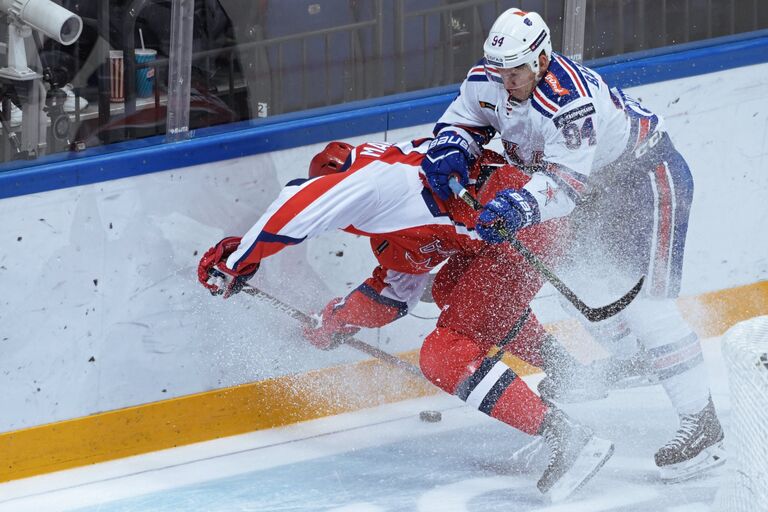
[420,7,724,482]
[198,139,614,502]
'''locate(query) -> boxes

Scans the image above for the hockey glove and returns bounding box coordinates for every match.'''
[421,131,475,201]
[197,236,259,298]
[476,189,540,244]
[303,297,361,350]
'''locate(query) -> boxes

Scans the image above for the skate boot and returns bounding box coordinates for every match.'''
[537,335,609,402]
[510,436,547,474]
[539,342,658,403]
[601,349,659,389]
[536,407,614,503]
[655,396,726,483]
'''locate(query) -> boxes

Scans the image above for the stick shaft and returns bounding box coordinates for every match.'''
[241,285,424,377]
[448,178,643,322]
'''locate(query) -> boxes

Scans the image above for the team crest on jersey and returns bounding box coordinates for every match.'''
[405,240,458,271]
[502,140,544,169]
[538,181,560,205]
[479,101,496,110]
[544,72,570,96]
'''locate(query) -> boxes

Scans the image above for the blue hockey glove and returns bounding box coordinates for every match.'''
[476,189,540,244]
[421,131,475,200]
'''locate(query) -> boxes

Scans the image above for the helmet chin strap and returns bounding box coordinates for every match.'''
[506,75,539,103]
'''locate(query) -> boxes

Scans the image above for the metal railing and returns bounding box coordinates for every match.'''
[2,0,766,166]
[584,0,767,59]
[212,0,767,118]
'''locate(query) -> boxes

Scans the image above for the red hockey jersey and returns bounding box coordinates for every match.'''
[226,138,548,314]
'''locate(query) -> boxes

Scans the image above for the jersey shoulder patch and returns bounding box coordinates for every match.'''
[552,103,596,128]
[531,53,598,119]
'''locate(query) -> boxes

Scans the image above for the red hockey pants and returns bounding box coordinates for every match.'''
[420,220,566,435]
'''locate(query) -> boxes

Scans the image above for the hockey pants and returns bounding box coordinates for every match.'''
[420,221,565,435]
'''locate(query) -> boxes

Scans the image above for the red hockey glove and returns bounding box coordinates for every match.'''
[302,298,361,350]
[197,236,259,298]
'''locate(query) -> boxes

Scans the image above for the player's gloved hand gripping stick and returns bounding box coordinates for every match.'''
[448,177,644,322]
[239,284,424,378]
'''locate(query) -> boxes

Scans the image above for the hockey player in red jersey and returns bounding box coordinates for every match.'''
[198,138,613,502]
[420,7,724,482]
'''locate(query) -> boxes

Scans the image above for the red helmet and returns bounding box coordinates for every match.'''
[308,141,354,178]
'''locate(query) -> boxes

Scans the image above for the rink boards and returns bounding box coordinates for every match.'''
[1,281,767,483]
[0,32,767,483]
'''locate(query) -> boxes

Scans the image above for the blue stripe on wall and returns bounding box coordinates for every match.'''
[591,29,768,87]
[1,30,767,200]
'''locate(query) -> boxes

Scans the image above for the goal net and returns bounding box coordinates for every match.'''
[714,315,768,511]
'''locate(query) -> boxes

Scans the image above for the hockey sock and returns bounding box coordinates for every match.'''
[421,328,547,435]
[583,313,642,360]
[484,370,548,435]
[628,299,710,415]
[651,332,710,415]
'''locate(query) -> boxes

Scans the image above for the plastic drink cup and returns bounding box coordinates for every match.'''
[135,49,157,98]
[109,50,124,102]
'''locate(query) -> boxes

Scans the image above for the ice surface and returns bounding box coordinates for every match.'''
[0,338,732,512]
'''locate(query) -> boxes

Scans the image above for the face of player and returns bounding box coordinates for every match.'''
[498,53,550,102]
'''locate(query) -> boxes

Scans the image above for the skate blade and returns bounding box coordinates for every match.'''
[659,441,726,483]
[510,437,548,473]
[545,437,614,504]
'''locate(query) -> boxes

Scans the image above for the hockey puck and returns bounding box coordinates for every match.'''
[419,410,442,423]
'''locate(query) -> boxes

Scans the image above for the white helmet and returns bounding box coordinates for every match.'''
[483,8,552,74]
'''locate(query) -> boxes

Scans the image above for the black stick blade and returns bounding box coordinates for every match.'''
[580,276,645,322]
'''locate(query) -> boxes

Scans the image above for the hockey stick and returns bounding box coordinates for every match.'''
[240,284,424,378]
[448,178,644,322]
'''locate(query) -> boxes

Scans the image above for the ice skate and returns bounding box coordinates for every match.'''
[536,407,614,503]
[537,335,609,402]
[510,436,547,473]
[655,396,726,483]
[602,350,659,389]
[539,346,658,403]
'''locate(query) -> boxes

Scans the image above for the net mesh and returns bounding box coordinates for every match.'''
[713,315,768,511]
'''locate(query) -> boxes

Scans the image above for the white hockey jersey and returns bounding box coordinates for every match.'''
[224,139,486,308]
[437,52,663,222]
